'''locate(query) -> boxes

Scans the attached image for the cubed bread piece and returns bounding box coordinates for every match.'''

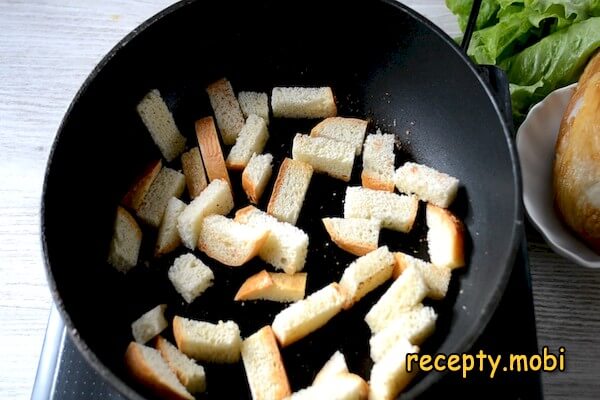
[168,253,214,303]
[125,342,194,400]
[313,351,349,385]
[339,246,395,308]
[136,89,187,162]
[394,162,459,208]
[292,134,355,182]
[181,148,208,199]
[226,114,269,170]
[107,206,142,272]
[198,215,269,266]
[272,283,347,347]
[393,252,451,300]
[271,87,337,119]
[242,153,273,204]
[267,158,313,225]
[155,197,187,257]
[365,266,428,333]
[362,133,395,192]
[177,179,234,249]
[131,304,168,344]
[369,338,419,400]
[122,159,162,212]
[344,187,418,233]
[235,206,309,274]
[369,305,436,362]
[206,78,245,145]
[196,116,231,186]
[137,167,186,228]
[238,91,270,124]
[241,326,291,400]
[310,117,368,156]
[155,336,206,394]
[426,204,465,269]
[322,217,380,256]
[285,373,368,400]
[173,316,242,363]
[234,270,307,302]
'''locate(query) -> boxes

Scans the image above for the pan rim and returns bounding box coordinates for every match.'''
[40,0,524,399]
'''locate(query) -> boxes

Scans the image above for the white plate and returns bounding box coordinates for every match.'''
[517,83,600,268]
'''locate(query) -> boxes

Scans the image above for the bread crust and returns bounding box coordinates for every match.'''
[322,218,376,256]
[426,204,465,269]
[195,116,231,187]
[234,270,274,300]
[554,52,600,253]
[267,158,313,223]
[361,172,395,192]
[124,342,193,400]
[242,171,259,204]
[242,326,291,400]
[122,159,162,211]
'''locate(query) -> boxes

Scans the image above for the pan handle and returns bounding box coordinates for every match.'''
[460,0,482,52]
[476,65,515,136]
[458,0,515,136]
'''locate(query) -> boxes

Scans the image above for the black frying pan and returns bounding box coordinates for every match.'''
[41,0,523,398]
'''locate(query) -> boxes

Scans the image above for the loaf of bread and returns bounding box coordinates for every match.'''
[554,52,600,253]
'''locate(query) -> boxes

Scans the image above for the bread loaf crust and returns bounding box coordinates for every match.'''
[554,52,600,253]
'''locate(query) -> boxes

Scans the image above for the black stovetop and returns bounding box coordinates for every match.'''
[32,242,542,400]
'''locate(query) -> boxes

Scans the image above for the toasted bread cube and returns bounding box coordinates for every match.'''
[234,270,307,302]
[206,78,245,145]
[137,167,186,228]
[426,204,465,269]
[173,316,242,363]
[394,162,459,208]
[292,134,355,182]
[155,336,206,394]
[310,117,368,156]
[238,91,270,124]
[168,253,214,303]
[131,304,168,344]
[107,206,142,272]
[322,217,380,256]
[362,133,395,192]
[242,153,273,204]
[267,158,313,225]
[226,114,269,170]
[271,87,337,119]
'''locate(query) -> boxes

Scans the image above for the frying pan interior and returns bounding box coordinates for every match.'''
[42,0,521,398]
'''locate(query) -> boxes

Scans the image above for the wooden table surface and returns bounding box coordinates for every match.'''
[1,1,598,399]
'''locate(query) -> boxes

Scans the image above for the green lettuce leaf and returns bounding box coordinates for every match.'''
[501,16,600,117]
[527,0,600,21]
[468,4,571,64]
[446,0,501,31]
